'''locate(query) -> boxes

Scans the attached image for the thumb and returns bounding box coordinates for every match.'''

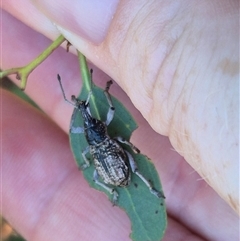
[32,0,239,214]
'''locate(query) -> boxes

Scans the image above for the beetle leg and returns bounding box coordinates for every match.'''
[80,146,91,170]
[93,170,119,205]
[104,80,115,126]
[70,126,85,133]
[69,108,85,134]
[70,109,89,169]
[115,136,140,154]
[125,151,165,199]
[86,90,93,106]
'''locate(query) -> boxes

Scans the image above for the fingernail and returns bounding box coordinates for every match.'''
[31,0,119,44]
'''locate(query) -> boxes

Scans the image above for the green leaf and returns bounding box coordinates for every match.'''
[1,77,39,109]
[69,53,167,241]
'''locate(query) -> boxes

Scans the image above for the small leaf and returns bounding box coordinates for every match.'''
[69,54,167,241]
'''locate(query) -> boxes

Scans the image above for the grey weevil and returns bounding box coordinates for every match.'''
[57,71,165,204]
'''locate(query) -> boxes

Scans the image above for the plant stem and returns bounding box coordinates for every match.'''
[77,51,91,92]
[0,35,66,90]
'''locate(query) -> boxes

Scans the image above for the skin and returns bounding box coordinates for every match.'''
[1,1,239,241]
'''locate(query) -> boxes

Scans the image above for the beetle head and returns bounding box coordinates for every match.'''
[76,100,107,145]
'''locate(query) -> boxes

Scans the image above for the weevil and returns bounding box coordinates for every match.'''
[57,71,165,204]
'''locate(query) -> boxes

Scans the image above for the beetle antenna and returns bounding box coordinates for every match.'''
[57,74,76,107]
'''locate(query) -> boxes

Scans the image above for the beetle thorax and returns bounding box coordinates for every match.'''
[84,118,108,145]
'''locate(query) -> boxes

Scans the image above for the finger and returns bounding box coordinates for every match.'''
[28,0,239,214]
[1,11,239,241]
[2,0,59,39]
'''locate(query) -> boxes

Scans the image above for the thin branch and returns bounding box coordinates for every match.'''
[0,35,66,90]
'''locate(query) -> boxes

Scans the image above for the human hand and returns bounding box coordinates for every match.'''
[1,1,239,241]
